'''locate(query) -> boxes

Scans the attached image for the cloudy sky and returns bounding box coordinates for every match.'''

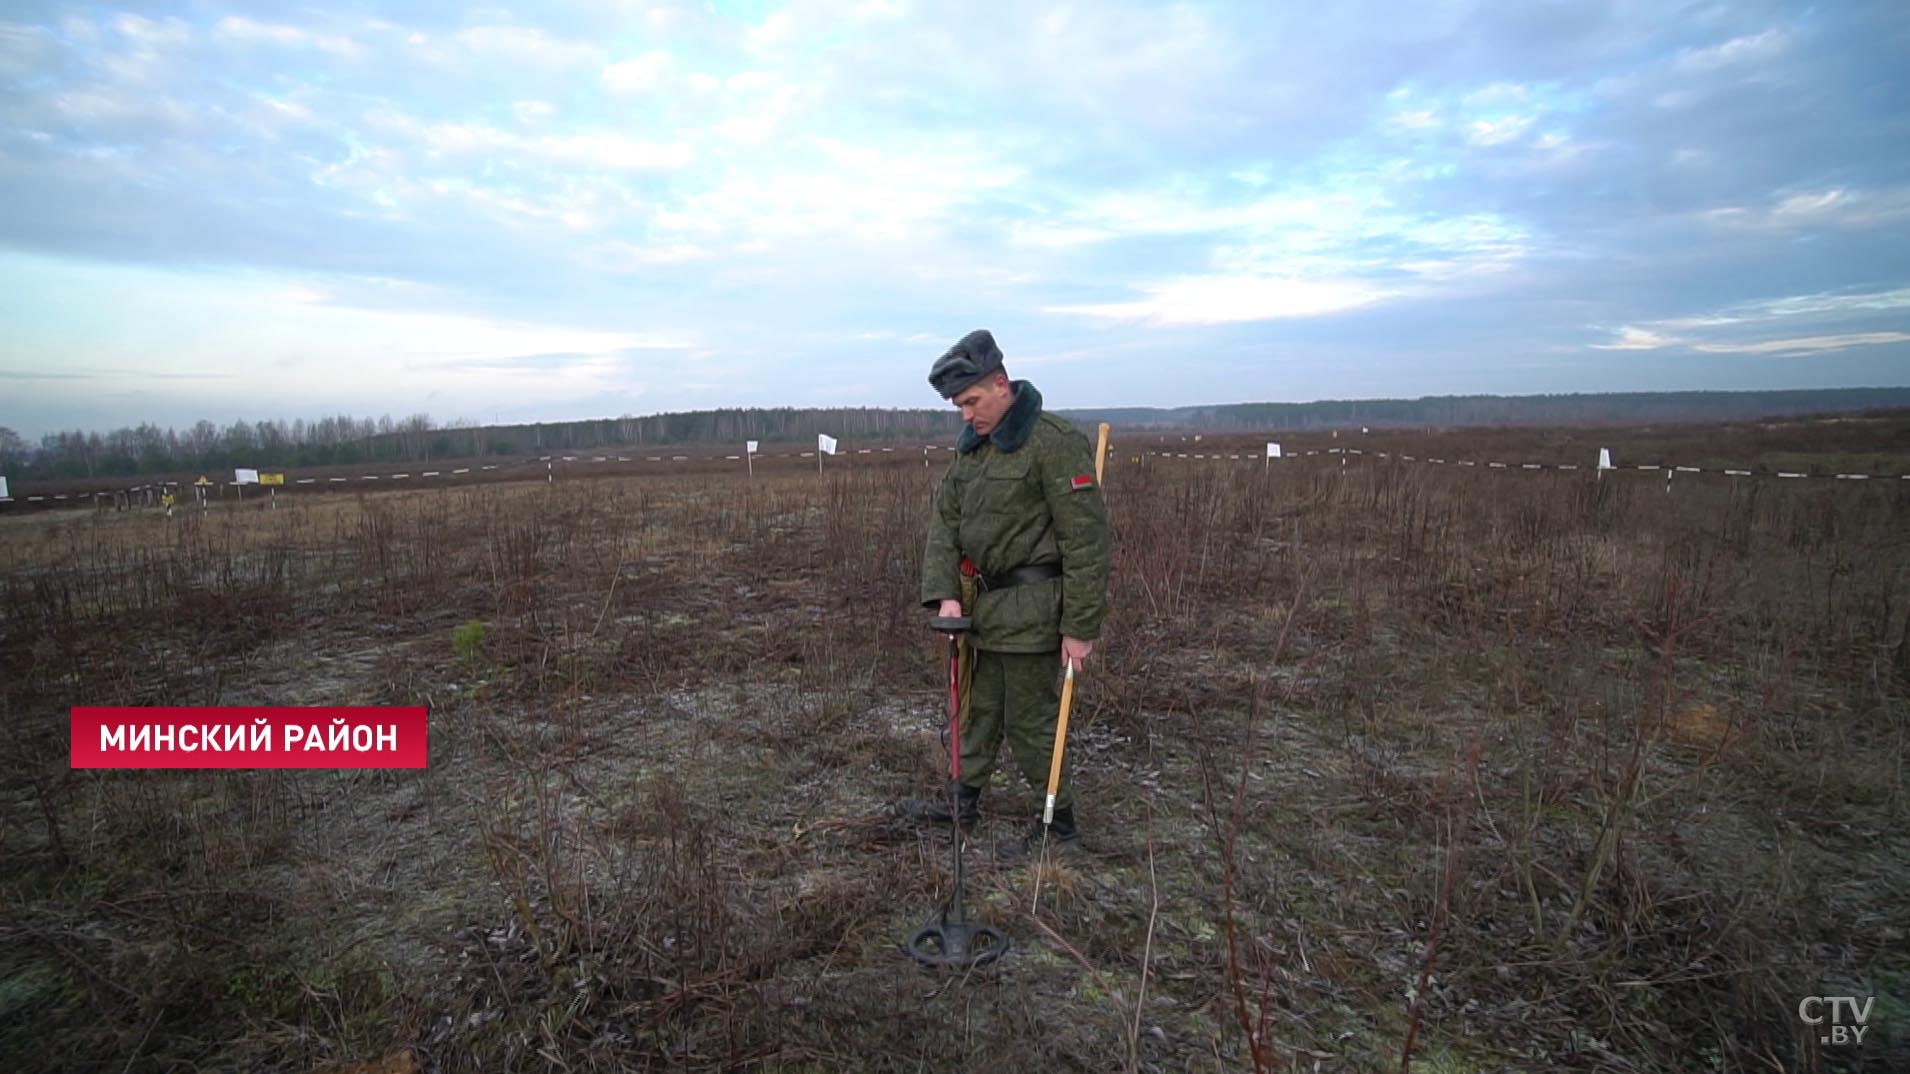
[2,1,1907,439]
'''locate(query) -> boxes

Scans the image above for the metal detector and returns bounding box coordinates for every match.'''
[906,614,1008,968]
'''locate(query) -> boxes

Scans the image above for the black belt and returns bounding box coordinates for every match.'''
[977,563,1062,592]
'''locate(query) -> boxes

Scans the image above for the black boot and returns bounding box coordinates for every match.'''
[998,805,1079,858]
[895,783,981,830]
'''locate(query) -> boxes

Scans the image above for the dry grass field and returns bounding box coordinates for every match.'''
[2,414,1907,1073]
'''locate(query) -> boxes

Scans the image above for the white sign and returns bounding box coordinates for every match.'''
[746,440,759,454]
[1266,443,1282,458]
[0,476,8,499]
[234,468,260,484]
[818,434,838,455]
[1597,448,1613,470]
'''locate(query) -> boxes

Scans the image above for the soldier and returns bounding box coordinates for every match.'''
[898,329,1110,854]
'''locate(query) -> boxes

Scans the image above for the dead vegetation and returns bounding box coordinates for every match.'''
[2,419,1907,1073]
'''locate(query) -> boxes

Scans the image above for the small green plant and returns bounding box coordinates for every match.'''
[452,619,487,662]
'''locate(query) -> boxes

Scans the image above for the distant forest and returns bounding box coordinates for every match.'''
[1064,387,1910,430]
[5,387,1908,481]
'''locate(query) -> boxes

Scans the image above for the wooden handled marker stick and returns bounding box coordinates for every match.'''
[1042,663,1076,825]
[1033,424,1112,907]
[1039,422,1110,826]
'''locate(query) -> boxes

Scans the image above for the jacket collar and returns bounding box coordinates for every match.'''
[958,380,1041,454]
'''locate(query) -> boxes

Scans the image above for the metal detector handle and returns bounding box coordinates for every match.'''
[935,616,969,781]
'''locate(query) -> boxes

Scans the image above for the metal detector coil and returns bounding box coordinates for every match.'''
[907,910,1007,968]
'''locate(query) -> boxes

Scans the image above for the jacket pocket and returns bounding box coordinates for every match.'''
[975,454,1032,506]
[975,575,1062,650]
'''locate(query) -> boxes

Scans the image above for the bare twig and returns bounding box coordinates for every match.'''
[1128,795,1160,1074]
[1401,735,1479,1073]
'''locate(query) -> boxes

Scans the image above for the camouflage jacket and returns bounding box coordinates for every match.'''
[920,381,1110,652]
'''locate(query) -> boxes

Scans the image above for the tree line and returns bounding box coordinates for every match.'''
[1064,387,1910,430]
[7,387,1906,482]
[1,407,967,481]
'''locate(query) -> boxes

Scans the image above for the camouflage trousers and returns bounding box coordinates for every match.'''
[957,647,1071,810]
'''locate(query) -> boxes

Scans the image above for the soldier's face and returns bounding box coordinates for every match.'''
[952,374,1013,435]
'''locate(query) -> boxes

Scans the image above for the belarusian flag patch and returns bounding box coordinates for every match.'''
[1071,474,1094,490]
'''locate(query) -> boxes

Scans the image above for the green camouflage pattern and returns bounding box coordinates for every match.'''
[957,648,1071,809]
[920,381,1110,653]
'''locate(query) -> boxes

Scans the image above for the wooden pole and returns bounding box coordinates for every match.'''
[1033,421,1112,903]
[1041,663,1076,826]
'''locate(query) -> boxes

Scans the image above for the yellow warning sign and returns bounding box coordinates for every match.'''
[194,476,214,486]
[260,473,285,485]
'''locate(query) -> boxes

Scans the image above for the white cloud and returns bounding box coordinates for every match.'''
[1463,82,1532,108]
[1591,326,1679,350]
[1692,332,1910,356]
[95,15,192,84]
[1664,287,1910,329]
[0,21,49,77]
[512,100,556,124]
[111,14,190,49]
[746,10,800,53]
[1677,30,1788,73]
[1007,221,1117,248]
[716,113,777,144]
[1756,288,1910,318]
[1467,114,1535,146]
[1594,287,1910,356]
[587,241,713,270]
[603,50,674,93]
[5,0,1905,433]
[236,94,317,140]
[651,133,1023,244]
[1704,186,1910,231]
[0,254,693,420]
[725,70,780,94]
[1389,109,1441,131]
[373,109,696,174]
[419,121,515,155]
[213,16,360,58]
[1775,189,1849,218]
[535,132,695,171]
[53,86,172,124]
[1049,276,1386,326]
[57,15,99,45]
[448,25,601,70]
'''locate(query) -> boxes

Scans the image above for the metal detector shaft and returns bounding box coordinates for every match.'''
[906,614,1006,968]
[943,627,965,916]
[946,632,963,785]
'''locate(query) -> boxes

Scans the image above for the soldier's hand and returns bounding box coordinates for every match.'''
[1061,636,1094,671]
[938,599,963,620]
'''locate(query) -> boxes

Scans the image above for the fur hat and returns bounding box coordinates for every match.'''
[928,329,1004,398]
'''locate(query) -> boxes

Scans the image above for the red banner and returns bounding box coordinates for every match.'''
[71,707,428,769]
